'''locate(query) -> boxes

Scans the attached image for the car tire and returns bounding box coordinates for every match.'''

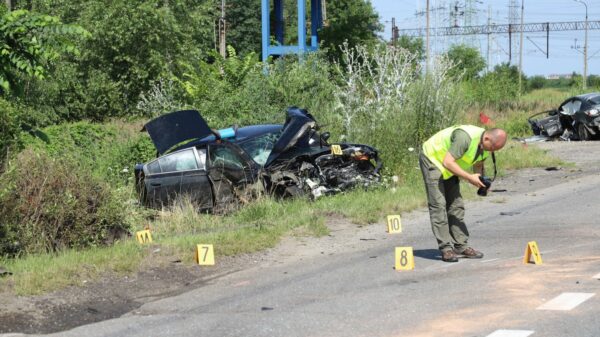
[577,124,591,141]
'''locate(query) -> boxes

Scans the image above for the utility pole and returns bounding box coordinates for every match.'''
[518,0,524,95]
[508,0,519,64]
[574,0,588,90]
[219,0,227,57]
[487,5,491,72]
[426,0,430,74]
[392,17,398,44]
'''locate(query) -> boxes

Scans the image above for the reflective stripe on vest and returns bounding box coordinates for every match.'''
[422,125,489,180]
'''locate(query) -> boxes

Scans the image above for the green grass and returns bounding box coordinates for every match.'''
[0,241,145,295]
[495,140,566,172]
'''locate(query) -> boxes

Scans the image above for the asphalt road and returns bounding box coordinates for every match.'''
[6,142,600,337]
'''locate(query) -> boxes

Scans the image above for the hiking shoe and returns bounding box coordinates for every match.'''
[454,247,484,259]
[441,249,459,263]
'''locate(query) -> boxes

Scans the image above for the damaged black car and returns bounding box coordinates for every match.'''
[528,92,600,141]
[134,107,382,211]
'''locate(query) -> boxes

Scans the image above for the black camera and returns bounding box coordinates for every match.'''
[477,176,492,196]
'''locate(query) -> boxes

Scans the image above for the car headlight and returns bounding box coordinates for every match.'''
[586,109,599,117]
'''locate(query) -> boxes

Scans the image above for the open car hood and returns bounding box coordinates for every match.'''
[142,110,213,155]
[265,107,316,166]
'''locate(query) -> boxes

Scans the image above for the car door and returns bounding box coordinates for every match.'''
[208,143,256,207]
[144,147,213,209]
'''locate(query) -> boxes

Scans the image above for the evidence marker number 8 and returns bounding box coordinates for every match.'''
[395,247,414,271]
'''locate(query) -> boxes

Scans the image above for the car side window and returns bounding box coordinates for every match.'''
[210,146,245,170]
[159,148,199,173]
[147,160,161,174]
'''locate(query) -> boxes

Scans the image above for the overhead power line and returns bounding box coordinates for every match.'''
[397,20,600,37]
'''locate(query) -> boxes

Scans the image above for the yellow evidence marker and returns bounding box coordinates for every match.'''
[135,230,153,244]
[386,215,402,234]
[331,144,343,156]
[523,241,543,265]
[395,247,414,271]
[196,244,215,266]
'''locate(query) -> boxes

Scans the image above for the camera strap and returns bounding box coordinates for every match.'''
[477,132,497,182]
[490,151,497,182]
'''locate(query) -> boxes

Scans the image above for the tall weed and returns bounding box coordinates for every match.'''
[333,45,464,173]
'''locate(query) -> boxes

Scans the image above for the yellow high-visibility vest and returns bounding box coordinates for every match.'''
[422,125,489,180]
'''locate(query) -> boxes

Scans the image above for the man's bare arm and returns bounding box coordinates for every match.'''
[442,153,486,188]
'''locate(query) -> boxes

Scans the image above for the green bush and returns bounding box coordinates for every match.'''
[20,121,155,186]
[0,99,21,168]
[528,75,547,91]
[0,149,130,256]
[181,49,337,129]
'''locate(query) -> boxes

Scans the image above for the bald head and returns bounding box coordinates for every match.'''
[482,128,507,152]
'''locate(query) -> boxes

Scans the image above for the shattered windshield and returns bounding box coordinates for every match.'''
[238,132,280,166]
[589,95,600,105]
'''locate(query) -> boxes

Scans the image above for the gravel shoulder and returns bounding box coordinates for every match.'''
[2,140,600,335]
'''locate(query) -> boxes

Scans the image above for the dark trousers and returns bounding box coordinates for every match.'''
[419,153,470,251]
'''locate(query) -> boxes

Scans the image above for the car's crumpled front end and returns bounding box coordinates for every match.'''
[263,144,381,199]
[260,108,382,199]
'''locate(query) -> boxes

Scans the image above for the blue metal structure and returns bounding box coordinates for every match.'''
[261,0,324,60]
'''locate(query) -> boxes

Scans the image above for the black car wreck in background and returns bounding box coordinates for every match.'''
[134,107,382,211]
[528,92,600,141]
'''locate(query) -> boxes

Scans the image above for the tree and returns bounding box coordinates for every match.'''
[0,8,87,94]
[226,0,262,56]
[588,74,600,89]
[527,75,546,91]
[319,0,382,60]
[21,0,215,120]
[393,35,424,62]
[445,44,485,81]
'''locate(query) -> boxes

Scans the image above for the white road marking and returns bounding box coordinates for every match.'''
[537,292,595,311]
[485,329,534,337]
[481,258,500,263]
[593,272,600,279]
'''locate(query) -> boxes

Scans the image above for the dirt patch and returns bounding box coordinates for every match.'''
[0,261,223,334]
[2,141,600,334]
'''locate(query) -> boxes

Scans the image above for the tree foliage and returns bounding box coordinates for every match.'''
[0,8,88,93]
[20,0,214,121]
[393,35,424,62]
[226,0,262,56]
[445,44,486,81]
[319,0,382,60]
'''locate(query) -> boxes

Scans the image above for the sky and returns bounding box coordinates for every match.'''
[370,0,599,76]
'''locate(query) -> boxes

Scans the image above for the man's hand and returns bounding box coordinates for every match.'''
[466,173,486,188]
[442,153,486,188]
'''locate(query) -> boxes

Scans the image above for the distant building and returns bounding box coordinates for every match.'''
[546,74,573,80]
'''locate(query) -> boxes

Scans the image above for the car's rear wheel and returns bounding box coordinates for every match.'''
[577,123,591,141]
